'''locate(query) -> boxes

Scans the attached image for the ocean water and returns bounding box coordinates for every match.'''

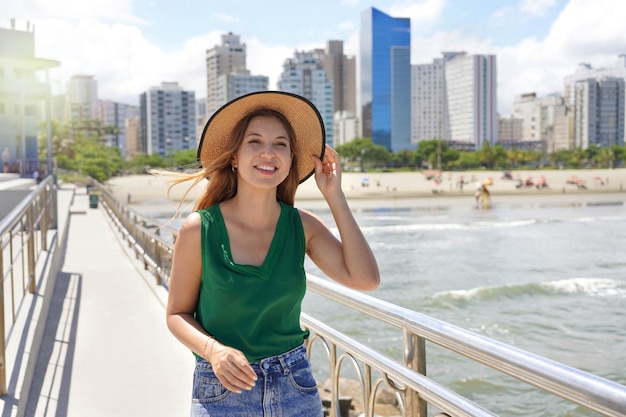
[299,194,626,416]
[148,193,626,416]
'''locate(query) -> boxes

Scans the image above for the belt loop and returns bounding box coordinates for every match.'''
[278,356,289,375]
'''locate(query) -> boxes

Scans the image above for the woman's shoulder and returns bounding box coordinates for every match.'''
[296,207,321,223]
[180,211,202,231]
[296,207,326,236]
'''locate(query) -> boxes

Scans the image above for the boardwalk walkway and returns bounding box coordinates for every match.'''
[22,188,193,416]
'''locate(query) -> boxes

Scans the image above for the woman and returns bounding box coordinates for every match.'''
[166,91,380,416]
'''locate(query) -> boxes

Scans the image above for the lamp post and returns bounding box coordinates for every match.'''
[45,69,53,182]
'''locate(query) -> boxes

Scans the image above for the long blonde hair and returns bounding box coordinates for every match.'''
[162,109,301,213]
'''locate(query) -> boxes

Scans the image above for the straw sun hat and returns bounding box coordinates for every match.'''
[197,91,326,184]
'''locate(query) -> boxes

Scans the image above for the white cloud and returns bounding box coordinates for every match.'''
[211,13,239,24]
[407,0,626,116]
[37,18,222,104]
[16,0,626,120]
[4,0,142,24]
[389,0,447,26]
[519,0,557,16]
[337,20,355,31]
[499,0,626,115]
[412,30,496,65]
[245,38,294,90]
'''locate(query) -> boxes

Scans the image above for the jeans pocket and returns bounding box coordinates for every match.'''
[192,363,230,403]
[287,358,319,392]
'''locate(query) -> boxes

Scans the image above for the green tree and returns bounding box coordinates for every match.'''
[165,149,198,169]
[569,148,587,168]
[611,145,625,167]
[74,136,124,181]
[126,153,167,173]
[414,139,459,170]
[335,138,389,171]
[596,147,615,168]
[477,142,497,168]
[389,149,414,169]
[38,119,124,181]
[449,150,481,170]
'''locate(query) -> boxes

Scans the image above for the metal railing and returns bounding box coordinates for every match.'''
[93,182,177,287]
[93,178,626,417]
[0,176,56,395]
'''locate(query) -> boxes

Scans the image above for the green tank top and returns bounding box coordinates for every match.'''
[195,201,309,362]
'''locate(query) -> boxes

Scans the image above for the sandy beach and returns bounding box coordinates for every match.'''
[103,168,626,215]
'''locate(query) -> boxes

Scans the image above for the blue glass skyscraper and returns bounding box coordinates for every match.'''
[360,7,412,152]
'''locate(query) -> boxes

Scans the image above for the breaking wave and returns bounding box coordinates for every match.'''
[431,278,626,303]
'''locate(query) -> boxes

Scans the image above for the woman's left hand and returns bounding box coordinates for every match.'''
[313,145,342,198]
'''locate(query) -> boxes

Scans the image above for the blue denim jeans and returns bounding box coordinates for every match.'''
[190,344,323,417]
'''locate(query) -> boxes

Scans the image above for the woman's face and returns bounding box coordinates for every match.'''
[233,115,294,188]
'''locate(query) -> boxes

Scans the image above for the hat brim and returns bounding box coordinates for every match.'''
[197,91,326,184]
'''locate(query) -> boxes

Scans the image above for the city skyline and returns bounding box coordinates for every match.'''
[3,0,625,116]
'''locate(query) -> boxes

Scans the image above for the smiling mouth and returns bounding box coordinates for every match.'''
[256,165,276,172]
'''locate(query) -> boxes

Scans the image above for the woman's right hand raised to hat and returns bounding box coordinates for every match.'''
[312,145,343,200]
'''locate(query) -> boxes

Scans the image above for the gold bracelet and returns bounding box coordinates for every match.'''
[202,336,213,359]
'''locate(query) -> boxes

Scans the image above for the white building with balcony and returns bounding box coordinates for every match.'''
[140,82,196,157]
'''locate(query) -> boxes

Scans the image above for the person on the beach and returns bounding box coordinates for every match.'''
[164,91,380,416]
[475,179,491,208]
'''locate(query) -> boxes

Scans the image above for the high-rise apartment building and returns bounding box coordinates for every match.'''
[214,68,268,111]
[360,7,411,152]
[206,33,246,116]
[65,75,98,124]
[512,93,542,141]
[498,116,523,143]
[564,57,626,149]
[574,77,625,149]
[95,100,139,157]
[315,40,357,116]
[333,111,360,146]
[564,55,626,105]
[140,82,196,157]
[511,92,568,150]
[443,52,497,149]
[277,51,334,146]
[552,106,575,152]
[411,58,445,143]
[0,21,59,175]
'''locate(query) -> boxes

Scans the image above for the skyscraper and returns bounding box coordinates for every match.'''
[574,77,625,148]
[360,7,411,152]
[277,51,334,146]
[564,56,626,149]
[65,75,98,124]
[95,100,139,158]
[316,40,357,116]
[140,82,196,157]
[443,52,497,149]
[206,33,246,116]
[411,58,445,143]
[564,55,626,105]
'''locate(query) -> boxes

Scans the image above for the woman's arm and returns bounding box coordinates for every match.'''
[302,145,380,291]
[166,212,257,393]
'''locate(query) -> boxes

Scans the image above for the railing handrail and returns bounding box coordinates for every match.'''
[0,176,53,236]
[301,314,498,417]
[0,176,56,396]
[94,176,626,416]
[305,275,626,417]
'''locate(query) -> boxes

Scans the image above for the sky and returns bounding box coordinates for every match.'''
[2,0,626,116]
